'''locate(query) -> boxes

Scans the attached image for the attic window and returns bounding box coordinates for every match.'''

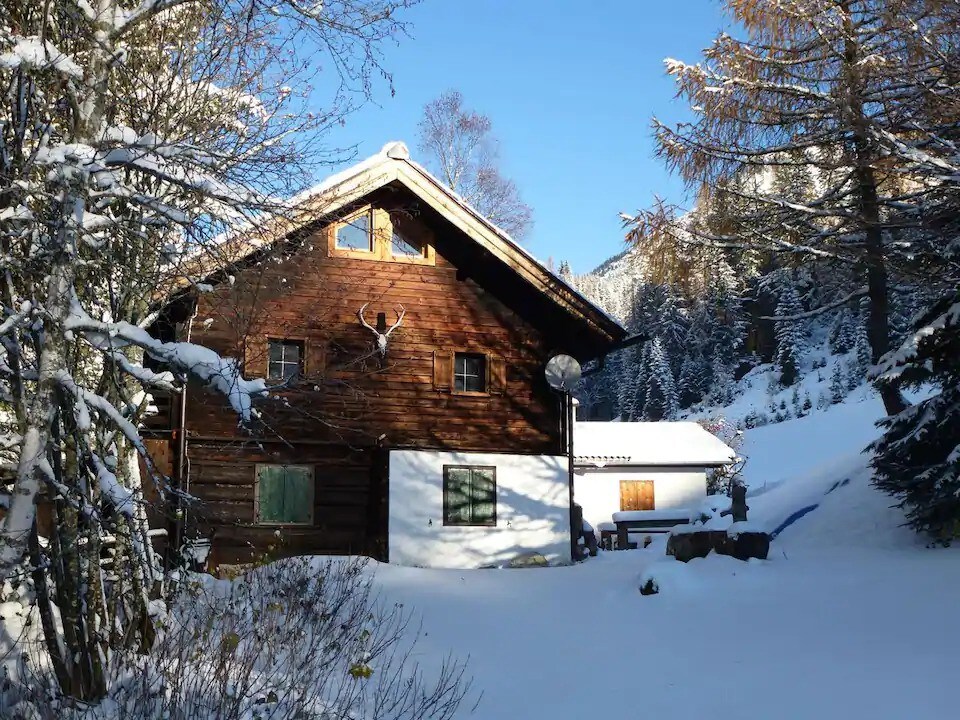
[390,227,426,258]
[329,206,434,265]
[335,211,373,252]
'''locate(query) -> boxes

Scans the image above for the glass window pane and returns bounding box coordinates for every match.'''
[463,356,483,377]
[269,342,284,362]
[391,229,424,257]
[284,343,300,364]
[336,213,372,251]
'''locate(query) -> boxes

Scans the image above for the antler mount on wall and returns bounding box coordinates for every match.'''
[357,303,405,356]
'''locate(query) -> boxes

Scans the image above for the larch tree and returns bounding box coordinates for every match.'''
[0,0,415,701]
[416,89,533,239]
[628,0,960,416]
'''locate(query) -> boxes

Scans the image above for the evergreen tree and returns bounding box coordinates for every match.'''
[628,346,651,420]
[643,339,679,421]
[855,314,872,378]
[830,309,856,354]
[871,291,960,542]
[677,353,710,409]
[774,282,803,387]
[709,355,735,406]
[830,363,846,404]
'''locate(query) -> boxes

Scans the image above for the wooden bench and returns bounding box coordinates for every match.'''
[615,517,690,550]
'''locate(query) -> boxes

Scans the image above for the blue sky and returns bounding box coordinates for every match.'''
[318,1,731,274]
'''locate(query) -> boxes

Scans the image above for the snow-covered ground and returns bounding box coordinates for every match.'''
[4,393,957,718]
[369,395,960,719]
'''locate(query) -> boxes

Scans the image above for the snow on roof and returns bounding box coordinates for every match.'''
[574,421,737,467]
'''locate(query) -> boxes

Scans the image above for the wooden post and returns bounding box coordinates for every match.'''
[566,391,577,561]
[731,484,748,522]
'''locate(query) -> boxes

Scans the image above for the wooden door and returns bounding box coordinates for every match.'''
[619,480,655,511]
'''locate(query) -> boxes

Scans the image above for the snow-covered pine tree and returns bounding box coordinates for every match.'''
[677,353,704,409]
[676,306,714,408]
[855,306,873,378]
[631,0,960,416]
[708,354,735,405]
[642,338,679,421]
[774,282,803,387]
[871,291,960,542]
[0,0,412,702]
[830,363,847,404]
[830,309,856,354]
[627,343,652,420]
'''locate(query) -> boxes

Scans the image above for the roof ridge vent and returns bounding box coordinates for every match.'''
[382,141,410,160]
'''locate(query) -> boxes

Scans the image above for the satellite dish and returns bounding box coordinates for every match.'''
[545,354,582,391]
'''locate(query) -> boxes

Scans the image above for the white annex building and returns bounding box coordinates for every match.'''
[573,421,737,531]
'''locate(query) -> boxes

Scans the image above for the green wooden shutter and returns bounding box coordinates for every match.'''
[444,468,471,525]
[257,465,313,524]
[283,466,313,524]
[471,469,496,525]
[257,465,286,523]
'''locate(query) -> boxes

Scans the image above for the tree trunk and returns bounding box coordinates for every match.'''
[843,6,907,417]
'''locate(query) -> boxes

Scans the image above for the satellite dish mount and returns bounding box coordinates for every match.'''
[545,354,582,561]
[545,354,582,392]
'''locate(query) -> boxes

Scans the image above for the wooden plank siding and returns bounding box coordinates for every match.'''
[160,184,611,564]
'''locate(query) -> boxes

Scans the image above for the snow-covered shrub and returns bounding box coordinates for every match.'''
[696,416,744,494]
[3,557,471,719]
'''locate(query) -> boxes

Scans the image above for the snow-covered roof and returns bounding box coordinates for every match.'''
[174,141,624,344]
[574,421,737,467]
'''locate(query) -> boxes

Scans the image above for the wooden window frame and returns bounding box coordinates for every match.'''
[385,211,436,266]
[266,337,306,382]
[453,352,488,395]
[328,205,435,266]
[442,465,497,527]
[330,207,376,258]
[254,464,315,526]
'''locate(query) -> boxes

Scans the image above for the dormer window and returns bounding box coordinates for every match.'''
[335,210,373,253]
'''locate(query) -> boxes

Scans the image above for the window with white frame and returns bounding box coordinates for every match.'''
[268,339,304,381]
[453,353,486,393]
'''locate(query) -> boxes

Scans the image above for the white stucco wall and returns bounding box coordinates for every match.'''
[389,450,571,569]
[573,466,708,529]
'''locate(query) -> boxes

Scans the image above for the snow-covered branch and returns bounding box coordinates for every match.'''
[760,287,869,321]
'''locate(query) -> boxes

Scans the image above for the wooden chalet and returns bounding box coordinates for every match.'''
[144,142,625,569]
